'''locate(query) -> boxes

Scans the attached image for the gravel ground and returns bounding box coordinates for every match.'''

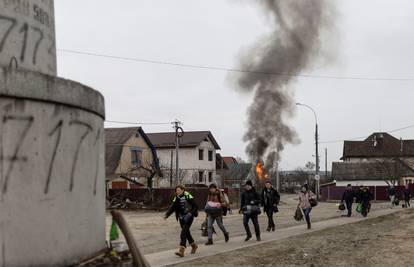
[176,207,414,267]
[106,194,390,254]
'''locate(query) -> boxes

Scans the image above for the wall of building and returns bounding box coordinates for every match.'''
[157,138,217,186]
[335,180,389,187]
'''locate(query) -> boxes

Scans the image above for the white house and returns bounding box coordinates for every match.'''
[147,131,221,187]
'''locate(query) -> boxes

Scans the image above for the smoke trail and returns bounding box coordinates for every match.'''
[233,0,335,172]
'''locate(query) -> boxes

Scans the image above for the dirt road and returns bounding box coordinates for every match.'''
[106,194,390,254]
[177,208,414,267]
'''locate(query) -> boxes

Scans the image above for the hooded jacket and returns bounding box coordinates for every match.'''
[165,191,198,221]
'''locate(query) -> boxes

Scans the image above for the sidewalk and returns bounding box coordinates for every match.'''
[145,207,405,267]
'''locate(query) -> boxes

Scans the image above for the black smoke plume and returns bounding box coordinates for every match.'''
[233,0,335,172]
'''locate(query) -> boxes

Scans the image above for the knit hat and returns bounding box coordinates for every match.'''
[245,180,253,187]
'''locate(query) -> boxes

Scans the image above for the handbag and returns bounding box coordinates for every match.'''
[309,198,318,207]
[205,202,222,216]
[294,206,303,221]
[242,205,261,215]
[356,203,362,213]
[394,198,400,206]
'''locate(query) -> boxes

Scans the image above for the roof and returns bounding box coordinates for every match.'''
[222,157,238,166]
[105,127,161,178]
[147,131,221,150]
[342,132,414,159]
[332,160,414,181]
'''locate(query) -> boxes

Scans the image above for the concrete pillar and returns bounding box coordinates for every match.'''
[0,0,56,75]
[0,1,106,266]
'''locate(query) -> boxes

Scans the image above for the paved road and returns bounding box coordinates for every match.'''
[145,206,404,267]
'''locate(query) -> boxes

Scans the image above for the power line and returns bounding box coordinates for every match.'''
[57,48,414,82]
[320,123,414,144]
[105,120,172,125]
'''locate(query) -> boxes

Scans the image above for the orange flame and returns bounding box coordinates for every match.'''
[256,162,264,180]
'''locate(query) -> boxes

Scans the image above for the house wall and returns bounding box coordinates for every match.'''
[156,138,217,186]
[113,133,159,187]
[345,157,414,165]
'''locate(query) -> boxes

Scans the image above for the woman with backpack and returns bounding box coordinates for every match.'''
[298,184,316,229]
[164,185,199,257]
[240,180,262,241]
[204,184,229,245]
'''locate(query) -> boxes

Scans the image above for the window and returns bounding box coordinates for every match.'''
[208,151,213,161]
[199,149,204,160]
[198,171,204,183]
[131,148,142,168]
[208,172,213,182]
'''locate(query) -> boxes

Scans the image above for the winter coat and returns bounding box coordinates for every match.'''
[240,188,261,209]
[298,191,315,209]
[342,188,355,203]
[165,191,198,221]
[403,188,412,200]
[261,187,280,212]
[359,189,372,206]
[206,189,226,217]
[388,187,396,197]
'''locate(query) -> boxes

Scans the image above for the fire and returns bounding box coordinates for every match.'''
[256,162,265,180]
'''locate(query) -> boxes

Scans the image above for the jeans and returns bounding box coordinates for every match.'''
[207,215,228,240]
[179,216,194,247]
[265,207,275,228]
[243,214,260,238]
[303,208,312,225]
[346,201,353,217]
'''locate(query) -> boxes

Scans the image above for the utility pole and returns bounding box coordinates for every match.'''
[170,150,173,187]
[296,103,320,200]
[172,120,184,185]
[325,148,328,179]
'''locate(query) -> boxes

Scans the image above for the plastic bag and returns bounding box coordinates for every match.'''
[294,206,303,221]
[356,203,362,213]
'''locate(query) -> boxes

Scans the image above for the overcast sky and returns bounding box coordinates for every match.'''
[55,0,414,171]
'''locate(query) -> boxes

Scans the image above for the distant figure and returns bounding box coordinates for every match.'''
[359,187,372,217]
[164,185,198,258]
[204,184,229,245]
[261,180,280,231]
[341,184,355,217]
[240,180,262,242]
[403,185,412,208]
[388,185,397,209]
[298,184,316,229]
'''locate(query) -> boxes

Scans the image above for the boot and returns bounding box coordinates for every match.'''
[307,222,311,230]
[190,243,198,254]
[205,239,213,246]
[256,236,261,242]
[245,235,252,242]
[266,227,271,232]
[271,226,275,232]
[224,232,229,243]
[175,246,185,257]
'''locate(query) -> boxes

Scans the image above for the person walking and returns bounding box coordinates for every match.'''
[403,185,412,208]
[359,186,372,217]
[204,184,229,245]
[341,184,355,217]
[261,180,280,231]
[298,184,316,229]
[165,185,198,257]
[240,180,261,242]
[388,185,397,208]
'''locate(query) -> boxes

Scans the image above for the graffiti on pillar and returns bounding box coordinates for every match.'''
[0,102,103,196]
[0,0,56,73]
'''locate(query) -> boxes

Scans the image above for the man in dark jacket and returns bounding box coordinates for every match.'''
[341,184,355,217]
[165,185,198,257]
[240,180,261,241]
[388,185,397,208]
[261,180,280,231]
[403,185,412,208]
